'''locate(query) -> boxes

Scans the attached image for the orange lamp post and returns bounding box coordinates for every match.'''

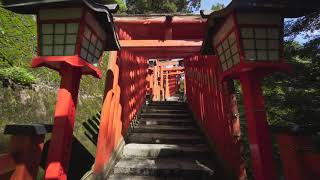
[201,1,319,180]
[2,0,120,179]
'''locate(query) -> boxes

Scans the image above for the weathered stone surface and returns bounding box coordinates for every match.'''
[134,125,198,134]
[140,113,190,119]
[113,158,214,178]
[123,143,209,158]
[139,118,193,126]
[142,108,187,114]
[108,175,162,180]
[128,133,204,144]
[108,101,216,179]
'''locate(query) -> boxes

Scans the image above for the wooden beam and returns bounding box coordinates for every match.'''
[157,61,180,67]
[120,40,202,48]
[134,51,196,59]
[114,16,206,24]
[167,72,184,76]
[161,67,184,71]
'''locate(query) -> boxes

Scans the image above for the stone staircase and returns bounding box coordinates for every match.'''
[108,101,217,180]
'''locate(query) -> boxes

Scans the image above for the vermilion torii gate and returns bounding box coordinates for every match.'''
[147,60,184,101]
[93,15,206,176]
[1,0,320,180]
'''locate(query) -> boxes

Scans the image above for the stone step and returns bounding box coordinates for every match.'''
[134,125,198,134]
[122,143,209,159]
[139,118,194,126]
[141,113,190,119]
[146,105,186,110]
[149,101,185,106]
[128,133,204,144]
[108,175,164,180]
[112,158,215,179]
[108,174,212,180]
[142,108,188,114]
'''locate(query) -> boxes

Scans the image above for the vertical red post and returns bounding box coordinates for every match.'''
[45,65,81,180]
[9,135,45,180]
[160,66,164,100]
[165,72,169,99]
[239,71,277,180]
[276,134,307,180]
[94,51,118,174]
[184,73,186,96]
[153,64,158,101]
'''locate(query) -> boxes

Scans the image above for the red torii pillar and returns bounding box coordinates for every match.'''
[152,62,159,101]
[164,70,183,100]
[165,72,170,99]
[159,65,164,101]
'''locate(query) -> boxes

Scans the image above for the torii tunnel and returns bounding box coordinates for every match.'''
[1,0,320,180]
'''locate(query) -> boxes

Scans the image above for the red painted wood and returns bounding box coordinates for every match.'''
[0,135,45,180]
[10,135,45,180]
[276,134,307,180]
[276,133,320,180]
[239,71,277,180]
[184,55,245,179]
[45,65,81,180]
[0,154,15,176]
[32,56,102,78]
[94,50,148,176]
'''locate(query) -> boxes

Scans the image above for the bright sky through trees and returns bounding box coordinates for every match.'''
[200,0,231,10]
[198,0,318,44]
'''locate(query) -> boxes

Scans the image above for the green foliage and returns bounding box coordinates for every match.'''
[285,11,320,40]
[0,7,37,67]
[95,0,127,13]
[179,78,184,93]
[211,3,225,11]
[114,0,127,13]
[126,0,201,14]
[0,67,36,85]
[263,40,320,125]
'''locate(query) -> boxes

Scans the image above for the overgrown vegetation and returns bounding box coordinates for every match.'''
[264,40,320,126]
[126,0,201,14]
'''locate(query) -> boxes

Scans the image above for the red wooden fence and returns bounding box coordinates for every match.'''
[184,54,246,180]
[94,50,148,175]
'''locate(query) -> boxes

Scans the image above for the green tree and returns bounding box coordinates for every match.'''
[94,0,127,13]
[0,7,36,67]
[263,10,320,126]
[285,12,320,40]
[211,3,225,11]
[126,0,201,14]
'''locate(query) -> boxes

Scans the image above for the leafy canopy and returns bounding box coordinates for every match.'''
[126,0,201,14]
[263,10,320,126]
[94,0,127,13]
[211,3,225,11]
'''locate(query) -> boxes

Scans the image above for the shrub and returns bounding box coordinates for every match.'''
[0,67,36,85]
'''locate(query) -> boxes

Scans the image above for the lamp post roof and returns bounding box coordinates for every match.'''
[1,0,120,51]
[201,0,320,19]
[200,0,320,55]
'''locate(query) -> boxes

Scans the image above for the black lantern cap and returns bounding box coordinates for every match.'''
[1,0,120,51]
[201,0,320,19]
[200,0,320,55]
[4,123,53,135]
